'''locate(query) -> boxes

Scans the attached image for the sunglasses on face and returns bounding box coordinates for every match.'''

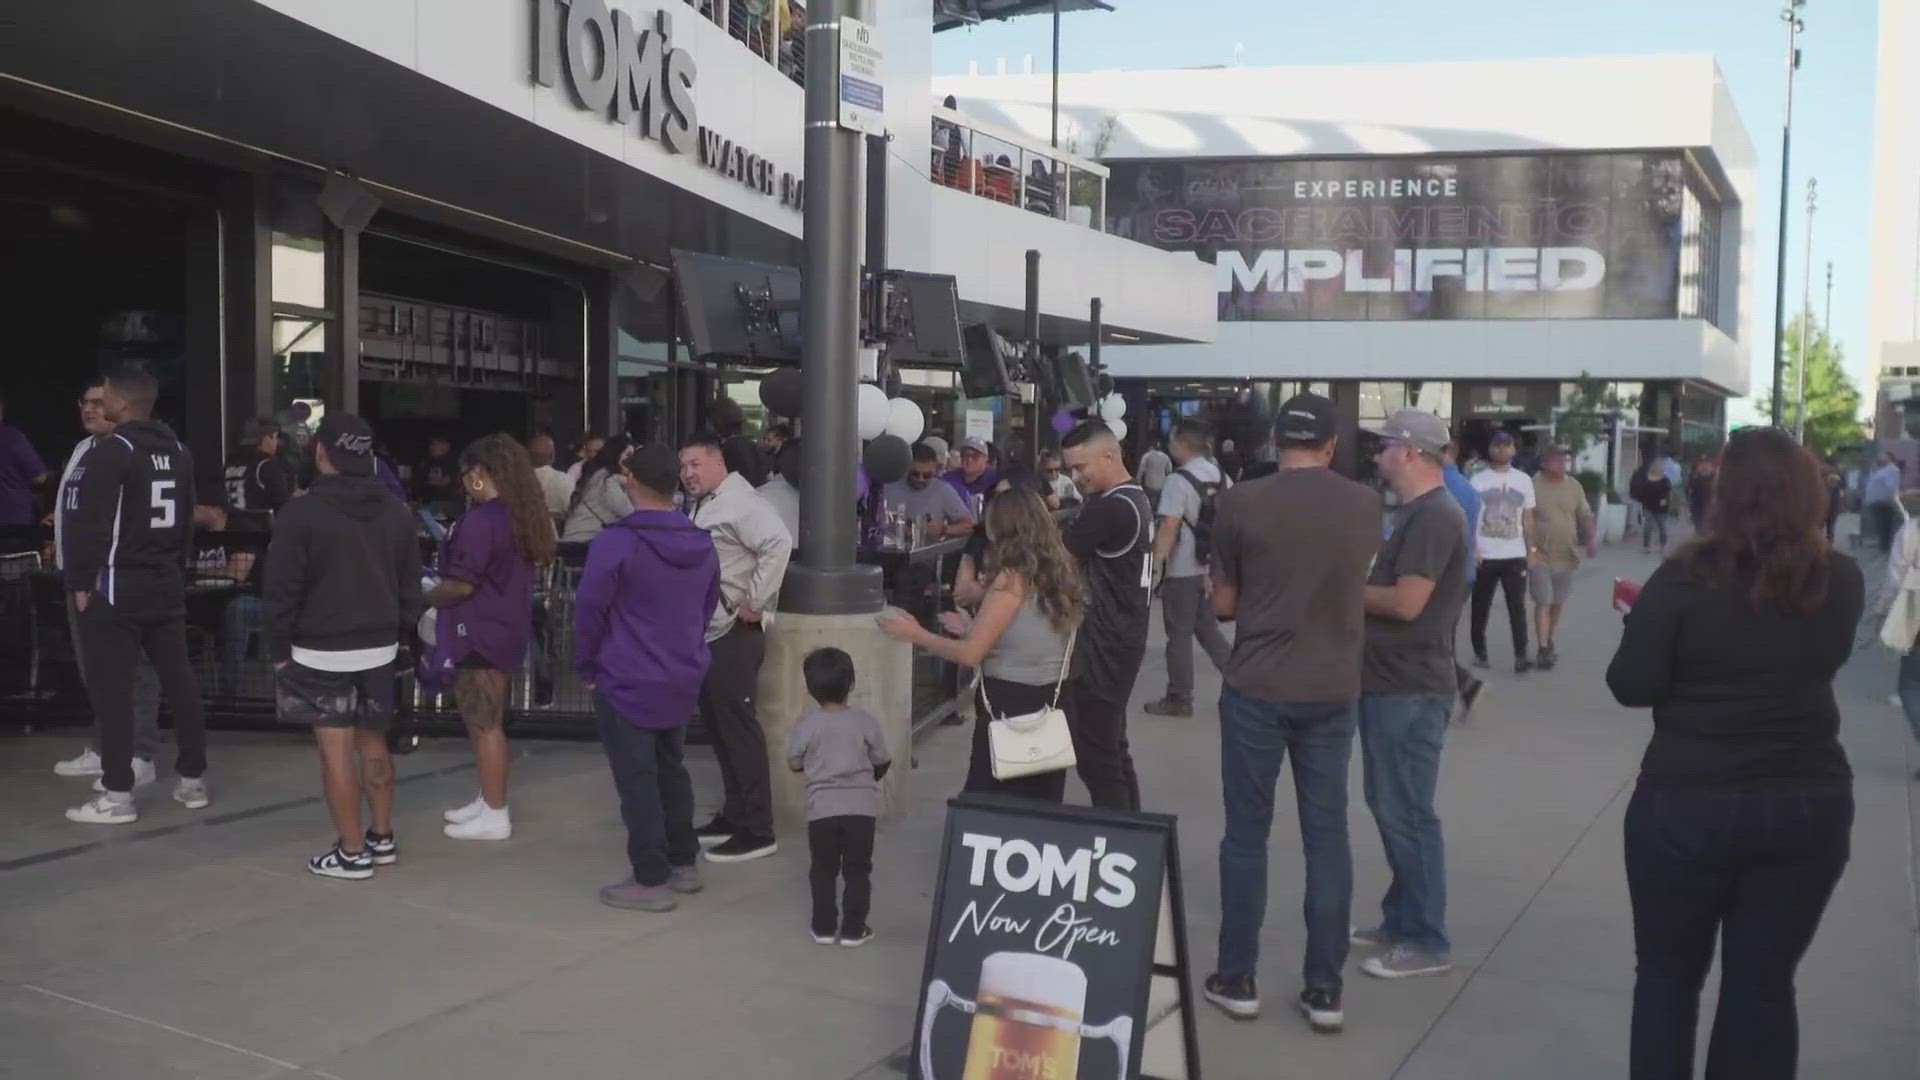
[910,469,939,481]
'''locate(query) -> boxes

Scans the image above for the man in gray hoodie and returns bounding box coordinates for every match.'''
[680,434,794,863]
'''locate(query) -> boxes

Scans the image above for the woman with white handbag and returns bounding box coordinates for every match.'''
[880,488,1084,802]
[1870,510,1920,777]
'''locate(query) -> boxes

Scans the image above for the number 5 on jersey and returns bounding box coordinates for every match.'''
[151,479,176,528]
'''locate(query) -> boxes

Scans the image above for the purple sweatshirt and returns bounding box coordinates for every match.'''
[573,509,721,729]
[428,500,534,674]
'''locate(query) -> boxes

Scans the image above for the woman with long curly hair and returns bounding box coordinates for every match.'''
[1607,427,1863,1079]
[429,434,557,840]
[881,487,1083,802]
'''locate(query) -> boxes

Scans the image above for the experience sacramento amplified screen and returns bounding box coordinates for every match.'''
[1104,152,1689,323]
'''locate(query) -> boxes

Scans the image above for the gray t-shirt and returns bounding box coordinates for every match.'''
[785,706,891,820]
[983,594,1073,686]
[1158,458,1222,579]
[1364,487,1472,693]
[1138,449,1172,493]
[882,478,976,525]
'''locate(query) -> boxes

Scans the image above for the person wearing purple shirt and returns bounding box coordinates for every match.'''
[426,435,556,842]
[942,435,999,513]
[576,445,722,912]
[0,391,50,527]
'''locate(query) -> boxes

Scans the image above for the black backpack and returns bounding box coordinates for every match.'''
[1174,467,1224,567]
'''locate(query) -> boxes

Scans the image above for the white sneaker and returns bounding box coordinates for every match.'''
[444,795,487,824]
[173,778,210,810]
[444,807,511,840]
[66,793,137,825]
[91,758,157,793]
[54,748,102,777]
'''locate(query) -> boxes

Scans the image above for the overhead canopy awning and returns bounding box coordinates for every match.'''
[932,0,1114,33]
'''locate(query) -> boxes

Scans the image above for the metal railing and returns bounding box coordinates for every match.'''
[929,105,1109,230]
[688,0,806,88]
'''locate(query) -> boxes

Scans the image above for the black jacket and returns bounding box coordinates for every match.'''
[1630,466,1673,512]
[61,419,196,616]
[223,447,294,512]
[262,474,423,663]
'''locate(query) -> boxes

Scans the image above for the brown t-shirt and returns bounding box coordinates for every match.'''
[1212,466,1382,704]
[1532,475,1595,572]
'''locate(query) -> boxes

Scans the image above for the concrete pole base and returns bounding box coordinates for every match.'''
[759,611,914,832]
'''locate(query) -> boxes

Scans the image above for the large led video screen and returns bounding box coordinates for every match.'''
[1105,153,1688,322]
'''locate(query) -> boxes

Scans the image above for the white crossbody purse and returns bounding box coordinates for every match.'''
[983,628,1078,780]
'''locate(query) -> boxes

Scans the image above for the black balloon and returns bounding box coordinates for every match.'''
[759,368,804,417]
[863,434,911,485]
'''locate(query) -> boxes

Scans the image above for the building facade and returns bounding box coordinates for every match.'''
[1872,0,1920,442]
[0,0,1212,485]
[943,55,1756,479]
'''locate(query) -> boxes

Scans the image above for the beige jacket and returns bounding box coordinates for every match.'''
[689,471,794,641]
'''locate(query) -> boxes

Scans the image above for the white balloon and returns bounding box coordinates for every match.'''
[856,383,890,441]
[1106,417,1128,441]
[1101,393,1128,420]
[884,397,925,443]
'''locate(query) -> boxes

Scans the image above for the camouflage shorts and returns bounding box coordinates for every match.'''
[275,662,395,731]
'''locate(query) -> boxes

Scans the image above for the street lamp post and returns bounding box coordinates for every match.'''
[1770,0,1807,427]
[1796,177,1817,443]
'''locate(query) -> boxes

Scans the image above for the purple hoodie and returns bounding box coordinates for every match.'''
[573,508,722,729]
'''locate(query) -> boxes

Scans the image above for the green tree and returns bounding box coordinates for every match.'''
[1758,315,1865,460]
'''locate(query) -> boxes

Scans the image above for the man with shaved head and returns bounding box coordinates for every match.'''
[1058,421,1155,810]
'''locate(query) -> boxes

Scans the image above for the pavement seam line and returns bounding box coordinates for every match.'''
[17,982,329,1075]
[1387,772,1636,1080]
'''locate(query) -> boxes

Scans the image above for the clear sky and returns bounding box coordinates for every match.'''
[932,0,1880,423]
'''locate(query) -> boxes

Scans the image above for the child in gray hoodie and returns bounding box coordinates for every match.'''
[786,648,892,947]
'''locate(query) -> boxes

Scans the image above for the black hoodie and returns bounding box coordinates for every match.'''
[61,418,196,617]
[262,473,423,663]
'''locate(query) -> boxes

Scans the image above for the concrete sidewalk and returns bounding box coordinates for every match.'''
[1,543,1915,1079]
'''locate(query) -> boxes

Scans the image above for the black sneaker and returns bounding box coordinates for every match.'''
[1297,988,1344,1033]
[365,830,397,866]
[1471,654,1491,669]
[1515,656,1535,674]
[704,834,778,863]
[1142,697,1194,718]
[1458,679,1485,720]
[308,844,374,881]
[1535,647,1556,672]
[1203,974,1259,1020]
[696,817,735,850]
[839,925,875,949]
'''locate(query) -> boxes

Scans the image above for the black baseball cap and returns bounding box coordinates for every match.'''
[1490,430,1516,446]
[1274,393,1338,444]
[314,413,376,477]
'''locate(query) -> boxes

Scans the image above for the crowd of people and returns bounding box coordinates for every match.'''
[9,365,1878,1075]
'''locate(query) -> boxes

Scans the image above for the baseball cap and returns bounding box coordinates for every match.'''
[240,417,279,444]
[961,436,991,456]
[314,413,376,477]
[1274,393,1338,444]
[1365,408,1451,457]
[1490,430,1516,446]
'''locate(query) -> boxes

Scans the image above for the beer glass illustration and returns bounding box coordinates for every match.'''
[918,952,1134,1080]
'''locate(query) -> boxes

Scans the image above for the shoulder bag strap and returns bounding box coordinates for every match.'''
[1049,625,1078,710]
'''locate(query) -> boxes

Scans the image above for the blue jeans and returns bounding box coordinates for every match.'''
[1359,692,1452,956]
[1896,652,1920,745]
[1625,784,1851,1079]
[1216,686,1356,992]
[221,595,264,691]
[594,692,698,888]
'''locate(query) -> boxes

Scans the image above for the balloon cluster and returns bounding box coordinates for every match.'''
[759,371,926,485]
[1088,392,1129,442]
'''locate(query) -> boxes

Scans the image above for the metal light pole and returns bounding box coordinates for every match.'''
[1824,260,1833,331]
[1050,0,1061,148]
[1796,177,1817,443]
[787,0,883,614]
[1769,0,1807,427]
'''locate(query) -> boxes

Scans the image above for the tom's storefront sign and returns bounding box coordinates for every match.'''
[912,797,1202,1080]
[531,0,804,211]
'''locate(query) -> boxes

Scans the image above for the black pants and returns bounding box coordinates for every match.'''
[1065,678,1143,811]
[1624,784,1852,1080]
[808,815,876,935]
[1469,557,1529,662]
[965,678,1069,804]
[80,601,206,794]
[700,623,773,839]
[596,693,698,888]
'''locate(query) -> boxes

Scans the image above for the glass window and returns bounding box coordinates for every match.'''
[272,233,326,309]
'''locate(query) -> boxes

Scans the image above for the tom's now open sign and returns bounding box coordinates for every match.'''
[838,15,885,137]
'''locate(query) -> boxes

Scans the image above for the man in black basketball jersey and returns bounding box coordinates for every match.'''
[1059,421,1154,810]
[61,363,209,824]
